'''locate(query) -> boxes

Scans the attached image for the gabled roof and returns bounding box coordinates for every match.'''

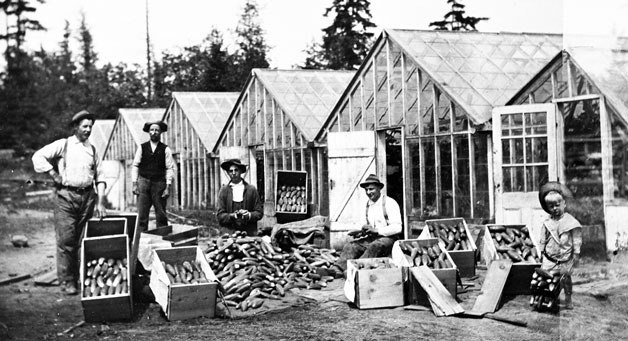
[568,45,628,121]
[118,108,165,144]
[89,119,114,157]
[171,92,239,150]
[387,29,563,124]
[254,69,354,141]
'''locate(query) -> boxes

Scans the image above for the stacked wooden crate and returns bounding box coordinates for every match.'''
[420,218,477,277]
[343,257,404,309]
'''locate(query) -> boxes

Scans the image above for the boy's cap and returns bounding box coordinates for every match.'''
[538,181,572,214]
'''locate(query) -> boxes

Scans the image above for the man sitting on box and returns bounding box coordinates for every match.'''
[216,159,263,236]
[334,174,402,273]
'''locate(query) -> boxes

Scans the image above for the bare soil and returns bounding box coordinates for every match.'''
[1,192,627,340]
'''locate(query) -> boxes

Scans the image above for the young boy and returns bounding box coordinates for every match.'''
[538,182,583,310]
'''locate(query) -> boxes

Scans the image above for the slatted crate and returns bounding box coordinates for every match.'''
[420,218,477,277]
[84,218,127,238]
[80,235,133,322]
[343,257,404,309]
[275,170,308,223]
[105,214,140,274]
[391,238,457,304]
[482,224,542,295]
[149,246,219,320]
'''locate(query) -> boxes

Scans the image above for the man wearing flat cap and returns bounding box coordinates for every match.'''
[132,121,175,232]
[334,174,402,272]
[32,110,107,295]
[216,159,263,236]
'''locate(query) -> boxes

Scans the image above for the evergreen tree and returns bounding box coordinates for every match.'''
[201,28,238,91]
[429,0,489,31]
[234,0,269,82]
[77,12,97,71]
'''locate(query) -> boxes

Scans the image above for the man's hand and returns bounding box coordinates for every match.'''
[162,184,170,198]
[94,203,107,219]
[48,170,62,186]
[361,224,376,234]
[132,181,139,195]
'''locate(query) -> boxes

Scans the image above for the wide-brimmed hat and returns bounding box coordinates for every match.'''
[538,181,572,213]
[360,174,384,189]
[70,110,95,126]
[143,121,168,133]
[221,158,247,173]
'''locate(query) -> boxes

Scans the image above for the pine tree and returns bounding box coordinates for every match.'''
[77,12,97,71]
[234,0,269,82]
[429,0,489,31]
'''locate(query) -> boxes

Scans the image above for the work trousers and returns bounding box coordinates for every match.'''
[336,235,396,270]
[54,188,96,283]
[137,176,168,232]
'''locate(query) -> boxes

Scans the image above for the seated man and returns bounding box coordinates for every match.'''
[334,174,402,272]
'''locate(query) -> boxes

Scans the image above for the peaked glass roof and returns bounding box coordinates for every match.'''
[118,108,165,144]
[89,119,114,157]
[387,29,563,124]
[172,92,239,150]
[255,69,354,141]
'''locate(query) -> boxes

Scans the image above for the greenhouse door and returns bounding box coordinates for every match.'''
[328,131,377,233]
[492,104,558,245]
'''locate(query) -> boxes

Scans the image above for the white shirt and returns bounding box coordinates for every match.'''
[131,141,175,184]
[230,181,245,202]
[366,195,402,237]
[32,135,102,188]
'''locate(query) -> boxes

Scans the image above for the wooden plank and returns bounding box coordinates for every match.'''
[0,274,31,285]
[409,266,463,317]
[34,270,58,286]
[471,259,513,314]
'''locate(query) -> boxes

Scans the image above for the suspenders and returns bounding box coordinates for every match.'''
[365,195,389,226]
[60,138,97,182]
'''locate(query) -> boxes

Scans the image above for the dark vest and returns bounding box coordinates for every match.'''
[138,142,167,180]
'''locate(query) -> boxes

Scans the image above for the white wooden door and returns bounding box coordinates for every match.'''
[328,131,377,232]
[492,104,557,245]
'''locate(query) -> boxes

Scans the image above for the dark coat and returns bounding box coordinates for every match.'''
[216,180,263,235]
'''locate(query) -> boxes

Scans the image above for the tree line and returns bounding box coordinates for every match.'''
[0,0,486,153]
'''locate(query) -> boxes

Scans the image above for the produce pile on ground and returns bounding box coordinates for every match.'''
[427,221,472,250]
[204,231,340,311]
[276,185,307,213]
[398,241,454,269]
[83,257,129,297]
[488,225,541,263]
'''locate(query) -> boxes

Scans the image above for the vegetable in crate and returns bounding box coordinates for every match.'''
[428,220,471,251]
[217,159,263,236]
[83,257,129,298]
[162,260,209,285]
[399,241,453,269]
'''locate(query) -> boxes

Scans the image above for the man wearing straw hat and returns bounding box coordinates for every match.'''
[132,121,175,232]
[216,158,263,236]
[32,110,107,295]
[334,174,402,272]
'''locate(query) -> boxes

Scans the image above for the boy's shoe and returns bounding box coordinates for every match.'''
[61,281,79,295]
[563,296,573,310]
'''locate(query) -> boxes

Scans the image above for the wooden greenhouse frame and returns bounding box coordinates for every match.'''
[103,108,165,211]
[161,92,239,210]
[315,29,562,238]
[212,69,354,217]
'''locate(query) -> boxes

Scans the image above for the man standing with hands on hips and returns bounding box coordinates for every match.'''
[132,121,175,232]
[32,110,107,295]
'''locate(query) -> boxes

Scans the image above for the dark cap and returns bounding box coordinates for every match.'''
[538,181,572,213]
[70,110,95,126]
[360,174,384,189]
[221,158,247,173]
[143,121,168,133]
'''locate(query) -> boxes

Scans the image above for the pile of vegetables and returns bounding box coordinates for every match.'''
[488,225,540,263]
[530,268,562,310]
[83,257,129,297]
[427,221,472,251]
[398,241,454,269]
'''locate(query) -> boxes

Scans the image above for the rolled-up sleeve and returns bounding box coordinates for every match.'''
[32,139,65,173]
[165,146,175,185]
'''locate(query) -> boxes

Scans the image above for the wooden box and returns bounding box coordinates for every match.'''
[391,238,457,304]
[275,170,308,223]
[343,257,404,309]
[144,225,199,247]
[149,246,218,320]
[85,218,127,238]
[80,235,133,322]
[421,218,477,277]
[105,214,140,274]
[482,224,542,295]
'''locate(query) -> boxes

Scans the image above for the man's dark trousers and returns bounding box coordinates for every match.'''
[137,176,168,232]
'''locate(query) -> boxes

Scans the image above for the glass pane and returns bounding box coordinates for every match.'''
[265,93,273,146]
[363,63,375,130]
[529,75,553,103]
[513,166,525,192]
[408,139,421,216]
[284,150,292,170]
[294,149,302,171]
[423,138,437,217]
[420,79,434,135]
[436,89,451,133]
[503,167,513,192]
[453,104,468,132]
[266,150,275,202]
[513,138,524,163]
[234,111,242,146]
[526,165,548,192]
[284,118,292,146]
[275,104,283,147]
[501,114,511,136]
[510,113,524,136]
[455,135,471,217]
[351,87,363,130]
[275,150,283,170]
[375,48,388,128]
[525,112,547,135]
[339,101,350,132]
[473,134,490,218]
[405,63,419,136]
[439,136,453,216]
[502,139,511,164]
[525,137,547,163]
[554,63,569,99]
[610,108,628,200]
[391,52,404,126]
[294,126,301,147]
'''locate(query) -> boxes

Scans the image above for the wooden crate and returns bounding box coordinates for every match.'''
[80,235,132,322]
[149,246,218,320]
[84,218,127,238]
[104,214,140,274]
[482,224,541,295]
[275,170,308,223]
[144,225,199,246]
[391,238,457,304]
[421,218,477,277]
[343,257,404,309]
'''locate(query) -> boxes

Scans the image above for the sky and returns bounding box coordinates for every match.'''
[8,0,628,69]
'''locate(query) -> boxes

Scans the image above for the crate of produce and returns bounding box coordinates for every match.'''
[84,218,127,238]
[105,214,139,273]
[420,218,477,277]
[275,170,308,223]
[149,246,219,320]
[343,257,404,309]
[391,238,457,304]
[80,235,132,322]
[482,224,542,295]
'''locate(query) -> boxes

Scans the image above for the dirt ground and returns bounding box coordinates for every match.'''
[1,193,628,340]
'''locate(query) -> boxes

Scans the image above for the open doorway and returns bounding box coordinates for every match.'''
[384,129,403,211]
[254,148,265,202]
